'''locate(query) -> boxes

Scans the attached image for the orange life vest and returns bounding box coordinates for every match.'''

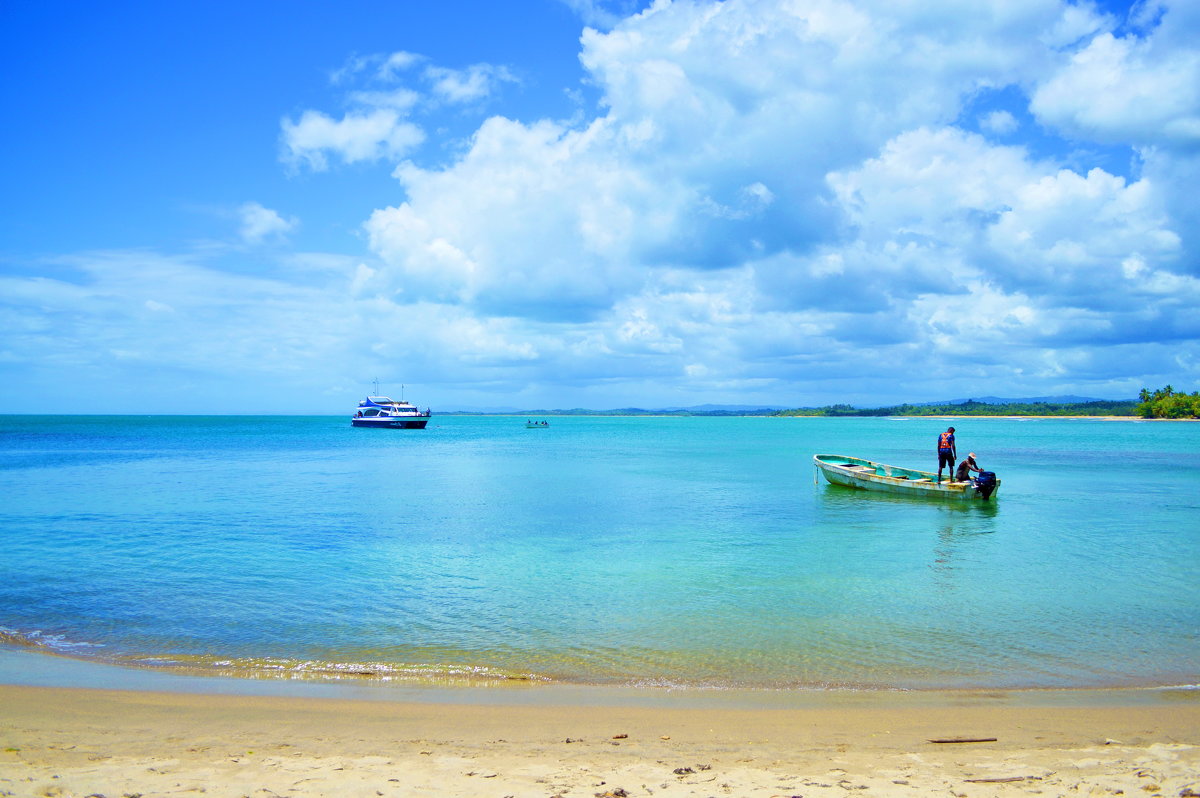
[938,432,954,450]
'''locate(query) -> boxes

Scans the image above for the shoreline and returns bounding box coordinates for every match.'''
[2,682,1197,797]
[4,641,1199,712]
[3,644,1197,707]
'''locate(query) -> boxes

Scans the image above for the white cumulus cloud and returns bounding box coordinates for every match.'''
[424,63,517,105]
[342,0,1200,403]
[1031,3,1200,150]
[281,109,424,171]
[980,110,1019,136]
[238,202,297,244]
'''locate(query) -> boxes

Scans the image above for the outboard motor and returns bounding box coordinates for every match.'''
[973,471,997,501]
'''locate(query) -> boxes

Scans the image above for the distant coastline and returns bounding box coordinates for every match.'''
[775,398,1140,418]
[440,398,1142,418]
[441,389,1198,419]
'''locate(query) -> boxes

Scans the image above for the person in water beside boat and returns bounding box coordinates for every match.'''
[955,452,981,483]
[936,426,956,483]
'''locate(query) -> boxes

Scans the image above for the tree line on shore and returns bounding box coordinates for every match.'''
[1135,386,1200,419]
[772,399,1138,417]
[771,386,1196,418]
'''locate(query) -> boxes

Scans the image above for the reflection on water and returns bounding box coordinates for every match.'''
[816,481,1001,596]
[817,481,1001,513]
[931,522,996,588]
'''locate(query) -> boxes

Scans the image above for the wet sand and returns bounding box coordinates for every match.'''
[2,683,1197,797]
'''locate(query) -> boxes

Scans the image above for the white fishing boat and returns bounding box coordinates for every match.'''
[813,454,999,501]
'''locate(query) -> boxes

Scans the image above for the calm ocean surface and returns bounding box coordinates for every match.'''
[1,414,1197,692]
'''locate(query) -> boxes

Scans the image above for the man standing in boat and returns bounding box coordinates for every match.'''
[936,426,956,483]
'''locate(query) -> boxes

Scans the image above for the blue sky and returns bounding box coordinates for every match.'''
[2,0,1197,413]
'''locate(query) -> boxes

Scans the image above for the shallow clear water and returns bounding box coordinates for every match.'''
[1,415,1197,690]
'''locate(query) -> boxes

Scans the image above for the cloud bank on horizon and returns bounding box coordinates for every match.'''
[2,0,1198,412]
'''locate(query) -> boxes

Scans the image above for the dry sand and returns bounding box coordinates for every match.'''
[1,684,1198,797]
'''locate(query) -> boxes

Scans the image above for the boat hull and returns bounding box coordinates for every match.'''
[351,417,429,429]
[813,454,999,500]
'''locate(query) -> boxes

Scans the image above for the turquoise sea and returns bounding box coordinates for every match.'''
[1,414,1197,692]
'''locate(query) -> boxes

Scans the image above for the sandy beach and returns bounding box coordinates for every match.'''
[2,684,1197,798]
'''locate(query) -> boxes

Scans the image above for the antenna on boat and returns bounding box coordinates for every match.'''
[372,377,380,396]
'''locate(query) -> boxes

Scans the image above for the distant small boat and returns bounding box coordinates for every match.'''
[525,420,549,428]
[813,454,999,501]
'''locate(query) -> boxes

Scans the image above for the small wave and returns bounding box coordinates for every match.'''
[0,627,105,652]
[111,653,553,686]
[0,628,550,686]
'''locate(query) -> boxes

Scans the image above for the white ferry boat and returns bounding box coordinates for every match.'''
[352,391,431,429]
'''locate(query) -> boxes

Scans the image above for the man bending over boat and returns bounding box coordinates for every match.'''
[936,427,956,483]
[955,452,981,483]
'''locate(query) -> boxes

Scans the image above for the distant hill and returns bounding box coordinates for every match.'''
[525,406,785,416]
[439,403,787,415]
[660,403,789,412]
[437,398,1136,417]
[916,395,1104,406]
